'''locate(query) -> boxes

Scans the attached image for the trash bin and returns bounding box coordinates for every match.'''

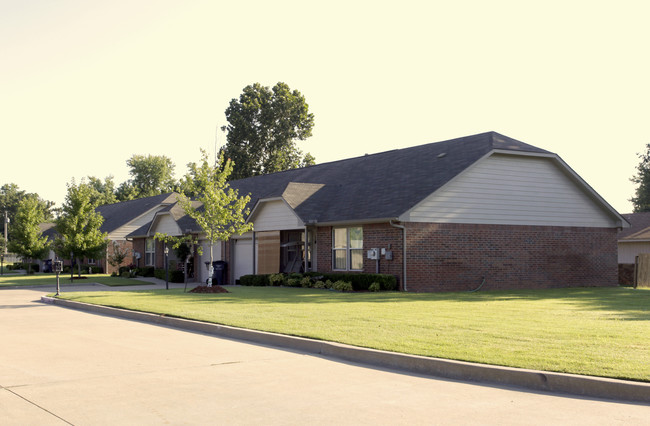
[211,260,227,286]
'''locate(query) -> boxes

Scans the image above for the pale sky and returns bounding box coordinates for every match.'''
[1,0,648,213]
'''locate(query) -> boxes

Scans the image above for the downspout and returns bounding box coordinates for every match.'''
[304,225,309,273]
[252,231,256,275]
[389,219,407,292]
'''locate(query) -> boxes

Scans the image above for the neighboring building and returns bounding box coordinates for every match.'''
[131,131,628,291]
[618,212,650,265]
[38,193,179,274]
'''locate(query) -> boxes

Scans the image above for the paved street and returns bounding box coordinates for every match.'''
[1,286,648,425]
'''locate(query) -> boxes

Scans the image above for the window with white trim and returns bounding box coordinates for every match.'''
[332,227,363,271]
[145,238,155,266]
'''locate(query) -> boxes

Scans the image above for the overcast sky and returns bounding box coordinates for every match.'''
[2,0,648,213]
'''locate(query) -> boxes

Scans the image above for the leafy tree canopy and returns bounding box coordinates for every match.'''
[0,183,55,233]
[8,197,50,272]
[86,176,117,206]
[171,150,253,285]
[220,82,315,180]
[116,155,176,201]
[631,144,650,212]
[54,179,108,273]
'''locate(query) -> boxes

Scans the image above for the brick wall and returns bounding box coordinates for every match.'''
[314,222,618,292]
[405,222,618,292]
[105,239,134,275]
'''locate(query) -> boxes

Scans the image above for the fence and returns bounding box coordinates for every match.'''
[1,253,21,263]
[634,254,650,288]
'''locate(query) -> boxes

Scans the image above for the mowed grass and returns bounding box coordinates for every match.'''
[55,286,650,382]
[0,273,154,287]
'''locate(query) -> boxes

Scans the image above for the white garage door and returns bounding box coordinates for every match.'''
[233,238,254,282]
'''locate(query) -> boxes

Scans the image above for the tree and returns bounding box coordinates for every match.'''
[172,150,253,286]
[107,240,130,273]
[54,179,108,277]
[220,82,315,180]
[116,155,177,201]
[86,176,117,206]
[631,144,650,212]
[8,197,50,274]
[0,183,55,237]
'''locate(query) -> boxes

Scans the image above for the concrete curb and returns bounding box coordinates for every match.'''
[41,295,650,404]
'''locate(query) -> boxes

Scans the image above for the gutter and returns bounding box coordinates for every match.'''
[389,219,407,292]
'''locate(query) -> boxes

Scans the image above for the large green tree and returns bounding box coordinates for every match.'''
[631,144,650,212]
[220,82,315,180]
[172,150,253,286]
[116,155,177,201]
[54,179,108,276]
[8,197,50,274]
[0,183,54,238]
[86,176,118,206]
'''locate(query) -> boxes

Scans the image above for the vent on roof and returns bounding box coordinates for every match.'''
[437,153,447,158]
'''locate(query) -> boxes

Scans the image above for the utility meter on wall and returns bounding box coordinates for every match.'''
[367,248,379,260]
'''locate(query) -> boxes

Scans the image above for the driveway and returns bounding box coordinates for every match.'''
[1,286,648,425]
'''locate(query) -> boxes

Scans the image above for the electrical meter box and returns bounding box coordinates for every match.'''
[367,248,379,260]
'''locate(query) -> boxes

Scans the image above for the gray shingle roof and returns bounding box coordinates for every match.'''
[619,212,650,240]
[230,131,551,224]
[96,193,178,234]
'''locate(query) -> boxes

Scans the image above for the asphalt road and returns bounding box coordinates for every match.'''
[1,286,648,425]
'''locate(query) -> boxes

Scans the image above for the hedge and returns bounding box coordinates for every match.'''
[239,272,397,291]
[154,268,185,283]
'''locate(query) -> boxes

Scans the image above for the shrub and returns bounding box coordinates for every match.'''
[170,270,185,283]
[300,276,312,288]
[268,273,286,286]
[120,271,130,278]
[139,266,155,277]
[287,278,302,287]
[369,282,381,292]
[312,273,397,291]
[313,280,326,289]
[239,274,270,286]
[332,280,353,292]
[325,280,333,289]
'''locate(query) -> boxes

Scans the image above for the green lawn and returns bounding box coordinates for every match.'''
[0,273,154,287]
[54,286,650,382]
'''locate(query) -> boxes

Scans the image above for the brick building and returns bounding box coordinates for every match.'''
[124,132,628,291]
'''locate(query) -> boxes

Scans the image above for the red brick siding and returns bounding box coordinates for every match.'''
[315,223,404,284]
[405,223,618,292]
[105,240,134,275]
[314,222,618,292]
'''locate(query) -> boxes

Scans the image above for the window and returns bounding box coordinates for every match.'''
[332,227,363,271]
[145,238,155,266]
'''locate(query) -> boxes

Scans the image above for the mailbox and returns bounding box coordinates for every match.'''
[53,260,63,273]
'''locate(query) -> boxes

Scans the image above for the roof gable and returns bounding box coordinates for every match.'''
[96,193,178,236]
[229,132,553,224]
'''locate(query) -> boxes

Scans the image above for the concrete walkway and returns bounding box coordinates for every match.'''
[1,285,649,424]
